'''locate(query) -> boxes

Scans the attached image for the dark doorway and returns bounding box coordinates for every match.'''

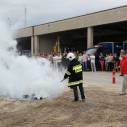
[16,37,31,52]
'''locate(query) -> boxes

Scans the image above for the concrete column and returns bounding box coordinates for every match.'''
[34,35,39,55]
[87,27,93,48]
[31,36,34,55]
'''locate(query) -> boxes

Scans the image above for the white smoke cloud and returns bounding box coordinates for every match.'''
[0,20,66,99]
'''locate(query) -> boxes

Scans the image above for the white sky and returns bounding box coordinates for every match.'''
[0,0,127,30]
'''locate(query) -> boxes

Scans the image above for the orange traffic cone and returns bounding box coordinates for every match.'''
[112,70,115,84]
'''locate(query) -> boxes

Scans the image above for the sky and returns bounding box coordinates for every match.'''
[0,0,127,30]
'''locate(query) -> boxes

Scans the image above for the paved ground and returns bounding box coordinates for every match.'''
[83,71,123,92]
[0,71,127,127]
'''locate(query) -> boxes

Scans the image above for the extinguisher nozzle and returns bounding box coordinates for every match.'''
[61,79,64,82]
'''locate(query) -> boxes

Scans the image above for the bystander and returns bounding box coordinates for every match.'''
[82,51,88,71]
[90,53,96,72]
[114,51,127,95]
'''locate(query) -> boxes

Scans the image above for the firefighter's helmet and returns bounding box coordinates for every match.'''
[67,53,75,61]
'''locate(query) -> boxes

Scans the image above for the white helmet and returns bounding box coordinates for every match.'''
[67,53,75,61]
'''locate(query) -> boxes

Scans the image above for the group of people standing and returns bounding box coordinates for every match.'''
[63,50,124,73]
[73,51,96,72]
[49,53,62,72]
[19,52,63,72]
[20,49,125,73]
[99,49,124,72]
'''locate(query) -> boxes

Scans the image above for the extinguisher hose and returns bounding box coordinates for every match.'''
[61,78,69,82]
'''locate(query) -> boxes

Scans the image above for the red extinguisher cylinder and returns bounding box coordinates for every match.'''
[70,87,73,89]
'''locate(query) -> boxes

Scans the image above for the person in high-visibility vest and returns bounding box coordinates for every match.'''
[114,51,127,95]
[63,53,85,102]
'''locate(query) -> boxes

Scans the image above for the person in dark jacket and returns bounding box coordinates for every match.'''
[63,53,85,102]
[113,53,119,72]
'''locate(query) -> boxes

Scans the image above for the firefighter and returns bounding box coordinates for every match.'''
[63,53,85,102]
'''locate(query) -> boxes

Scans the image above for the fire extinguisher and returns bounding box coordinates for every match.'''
[70,87,73,89]
[61,79,73,89]
[112,70,115,84]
